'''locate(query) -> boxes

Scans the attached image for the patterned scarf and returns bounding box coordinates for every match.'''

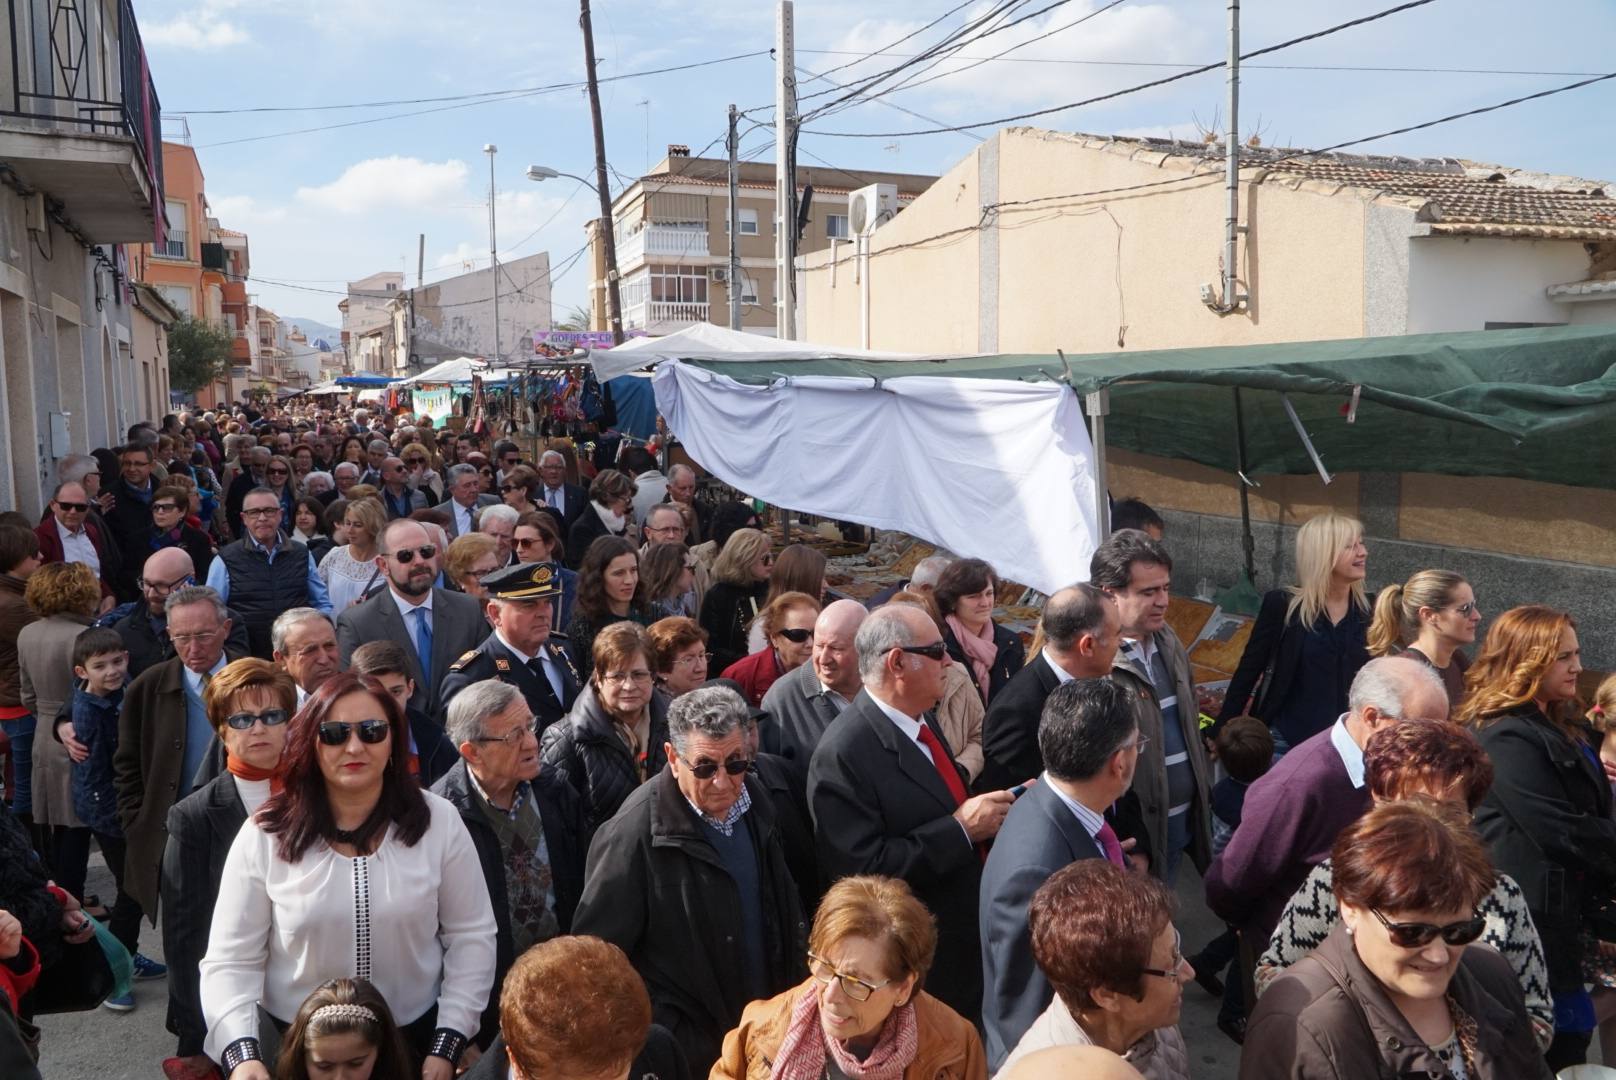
[771,985,918,1080]
[946,614,996,702]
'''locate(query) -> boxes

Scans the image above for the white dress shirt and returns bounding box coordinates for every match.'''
[452,499,476,538]
[200,792,496,1055]
[495,631,565,702]
[56,518,100,576]
[867,692,973,846]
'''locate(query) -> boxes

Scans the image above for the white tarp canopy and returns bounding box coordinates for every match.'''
[590,322,955,382]
[396,357,487,385]
[653,362,1101,594]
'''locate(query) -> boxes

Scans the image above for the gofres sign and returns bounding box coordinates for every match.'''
[532,330,647,349]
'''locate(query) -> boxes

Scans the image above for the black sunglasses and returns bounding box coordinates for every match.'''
[1370,908,1486,949]
[317,719,391,746]
[898,641,949,661]
[686,756,755,780]
[224,709,289,731]
[55,501,89,512]
[151,502,180,513]
[499,484,525,493]
[777,627,813,644]
[267,468,290,476]
[390,545,437,564]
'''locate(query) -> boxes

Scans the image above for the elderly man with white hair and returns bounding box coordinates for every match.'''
[331,460,360,501]
[478,503,520,567]
[807,603,1018,1018]
[864,553,955,610]
[301,470,335,504]
[761,598,868,769]
[535,449,587,532]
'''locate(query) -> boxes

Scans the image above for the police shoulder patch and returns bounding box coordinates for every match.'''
[448,650,479,672]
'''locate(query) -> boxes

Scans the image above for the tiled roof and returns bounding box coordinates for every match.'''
[1059,131,1616,241]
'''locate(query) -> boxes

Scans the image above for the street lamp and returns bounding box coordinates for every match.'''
[484,143,500,365]
[527,163,623,344]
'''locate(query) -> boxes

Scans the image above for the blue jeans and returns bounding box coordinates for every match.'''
[1,714,35,816]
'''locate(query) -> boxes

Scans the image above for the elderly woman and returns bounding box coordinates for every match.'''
[699,528,774,674]
[18,563,99,899]
[199,672,497,1080]
[564,469,636,569]
[445,533,502,614]
[1244,799,1547,1079]
[646,616,711,698]
[317,496,385,612]
[714,874,984,1080]
[150,484,216,577]
[1000,860,1189,1079]
[1216,511,1371,753]
[1462,604,1616,1070]
[565,536,651,682]
[722,591,821,709]
[464,935,685,1080]
[1367,569,1480,717]
[540,622,671,831]
[162,659,296,1073]
[935,558,1024,709]
[514,512,577,630]
[1257,718,1552,1049]
[401,442,443,504]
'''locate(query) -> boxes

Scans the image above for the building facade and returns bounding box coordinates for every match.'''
[0,0,165,512]
[339,271,403,373]
[588,146,937,336]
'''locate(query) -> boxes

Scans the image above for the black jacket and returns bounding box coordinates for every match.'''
[465,1027,689,1080]
[431,760,589,1047]
[806,690,982,1019]
[408,707,459,789]
[564,503,624,569]
[103,479,156,601]
[107,602,252,681]
[978,651,1062,792]
[160,773,249,1056]
[943,620,1025,708]
[1473,707,1616,993]
[700,580,768,674]
[1216,588,1371,741]
[540,684,673,832]
[752,752,822,916]
[572,769,807,1070]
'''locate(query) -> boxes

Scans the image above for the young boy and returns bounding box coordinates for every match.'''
[1191,715,1274,1043]
[69,626,165,1011]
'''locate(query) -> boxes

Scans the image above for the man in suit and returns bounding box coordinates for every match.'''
[438,563,579,730]
[270,608,342,707]
[377,456,430,520]
[761,598,866,768]
[358,438,392,486]
[807,604,1017,1018]
[535,450,587,533]
[223,445,270,541]
[440,463,500,538]
[335,518,488,718]
[979,678,1154,1069]
[105,443,160,602]
[979,584,1121,791]
[113,586,238,926]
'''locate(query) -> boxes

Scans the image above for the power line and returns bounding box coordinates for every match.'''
[795,64,986,144]
[808,0,1440,137]
[798,50,1604,79]
[798,0,979,87]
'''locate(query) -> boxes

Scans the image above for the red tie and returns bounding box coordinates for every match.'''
[915,723,967,808]
[1095,820,1127,869]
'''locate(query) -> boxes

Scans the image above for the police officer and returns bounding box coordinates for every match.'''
[439,562,580,729]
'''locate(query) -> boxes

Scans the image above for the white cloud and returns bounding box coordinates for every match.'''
[296,157,471,214]
[209,194,287,225]
[144,1,249,48]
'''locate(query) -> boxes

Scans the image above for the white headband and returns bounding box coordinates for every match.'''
[311,1003,378,1025]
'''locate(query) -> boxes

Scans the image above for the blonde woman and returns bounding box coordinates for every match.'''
[317,496,385,611]
[1215,512,1371,755]
[1366,569,1481,715]
[699,528,774,672]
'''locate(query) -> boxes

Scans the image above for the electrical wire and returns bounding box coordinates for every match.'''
[795,64,985,143]
[807,0,1440,137]
[797,50,1605,78]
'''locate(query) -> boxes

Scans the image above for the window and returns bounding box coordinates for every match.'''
[158,199,188,259]
[739,273,760,305]
[826,214,850,239]
[649,265,708,304]
[724,208,760,235]
[156,285,192,316]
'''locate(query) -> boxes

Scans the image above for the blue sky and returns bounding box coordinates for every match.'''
[138,0,1616,329]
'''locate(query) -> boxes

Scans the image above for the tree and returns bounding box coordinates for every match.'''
[166,315,234,394]
[554,302,593,332]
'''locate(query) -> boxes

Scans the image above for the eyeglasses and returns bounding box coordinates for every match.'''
[1128,734,1152,755]
[514,536,547,548]
[600,669,654,686]
[266,468,290,477]
[897,641,948,662]
[151,502,180,513]
[170,627,222,647]
[1140,929,1188,983]
[478,467,494,475]
[243,506,281,518]
[405,457,427,465]
[475,719,541,747]
[499,484,525,493]
[1370,908,1486,949]
[1450,601,1478,616]
[807,953,892,1002]
[224,709,289,731]
[777,627,813,644]
[389,545,438,564]
[317,719,391,746]
[55,501,89,513]
[671,652,713,669]
[685,754,755,780]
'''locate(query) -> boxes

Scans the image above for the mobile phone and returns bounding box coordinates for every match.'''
[1009,783,1028,798]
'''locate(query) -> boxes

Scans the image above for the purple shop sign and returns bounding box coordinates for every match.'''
[532,329,647,349]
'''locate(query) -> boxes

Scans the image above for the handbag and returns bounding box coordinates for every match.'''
[1249,617,1288,720]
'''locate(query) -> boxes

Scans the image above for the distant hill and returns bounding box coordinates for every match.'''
[285,317,340,342]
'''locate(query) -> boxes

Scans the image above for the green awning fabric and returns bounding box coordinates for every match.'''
[681,324,1616,489]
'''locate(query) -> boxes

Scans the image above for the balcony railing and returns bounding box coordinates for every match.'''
[624,300,709,330]
[0,0,164,239]
[615,225,709,267]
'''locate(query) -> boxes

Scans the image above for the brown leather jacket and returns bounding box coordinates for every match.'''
[711,982,986,1080]
[1242,924,1550,1080]
[0,574,39,709]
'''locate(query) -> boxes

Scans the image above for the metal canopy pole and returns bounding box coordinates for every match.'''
[1085,390,1111,538]
[1233,387,1257,582]
[1280,393,1333,485]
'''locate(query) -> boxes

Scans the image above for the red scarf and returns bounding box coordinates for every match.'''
[771,984,918,1080]
[226,752,285,794]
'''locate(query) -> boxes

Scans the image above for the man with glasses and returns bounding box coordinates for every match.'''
[207,488,333,659]
[378,456,429,521]
[35,479,119,610]
[807,603,1018,1020]
[535,450,586,532]
[438,563,578,731]
[99,549,250,680]
[359,438,392,486]
[330,461,361,503]
[663,463,705,545]
[477,504,519,568]
[336,518,487,718]
[106,443,160,600]
[980,677,1155,1069]
[113,586,242,933]
[441,463,499,538]
[574,685,806,1069]
[432,680,588,1046]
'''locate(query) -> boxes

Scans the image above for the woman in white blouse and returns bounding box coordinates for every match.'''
[318,496,385,612]
[199,671,496,1080]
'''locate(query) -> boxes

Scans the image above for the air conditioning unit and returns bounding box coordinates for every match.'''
[848,183,899,238]
[708,267,728,284]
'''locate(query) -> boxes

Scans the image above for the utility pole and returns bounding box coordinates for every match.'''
[580,0,624,344]
[1221,0,1246,312]
[727,104,742,331]
[485,144,501,363]
[410,232,424,371]
[775,0,798,340]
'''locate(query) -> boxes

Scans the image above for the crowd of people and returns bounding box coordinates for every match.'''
[0,396,1609,1080]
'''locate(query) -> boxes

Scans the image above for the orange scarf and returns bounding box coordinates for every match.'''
[226,753,285,794]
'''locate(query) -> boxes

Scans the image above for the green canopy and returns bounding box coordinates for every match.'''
[682,324,1616,489]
